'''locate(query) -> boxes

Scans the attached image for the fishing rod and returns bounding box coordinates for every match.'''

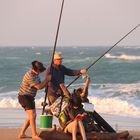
[67,24,140,88]
[42,0,65,115]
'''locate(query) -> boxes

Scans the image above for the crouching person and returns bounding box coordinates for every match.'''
[59,84,87,140]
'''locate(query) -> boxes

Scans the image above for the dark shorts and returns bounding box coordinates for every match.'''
[18,95,35,110]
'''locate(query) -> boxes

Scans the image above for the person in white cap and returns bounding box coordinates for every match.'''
[45,52,87,105]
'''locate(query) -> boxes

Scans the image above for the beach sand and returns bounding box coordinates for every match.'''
[0,128,42,140]
[0,128,140,140]
[0,109,140,139]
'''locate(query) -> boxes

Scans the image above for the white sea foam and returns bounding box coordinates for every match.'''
[0,97,20,108]
[114,83,140,96]
[0,82,140,118]
[0,97,45,108]
[89,96,140,118]
[0,95,140,118]
[63,57,94,63]
[35,52,41,55]
[105,53,140,61]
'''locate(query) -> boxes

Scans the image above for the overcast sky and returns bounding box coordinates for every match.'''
[0,0,140,47]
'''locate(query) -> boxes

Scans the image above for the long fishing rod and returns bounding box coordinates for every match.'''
[42,0,65,115]
[67,24,140,88]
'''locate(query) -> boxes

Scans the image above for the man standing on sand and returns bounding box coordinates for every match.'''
[18,61,48,140]
[45,52,87,105]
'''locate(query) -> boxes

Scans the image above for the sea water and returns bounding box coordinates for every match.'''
[0,46,140,130]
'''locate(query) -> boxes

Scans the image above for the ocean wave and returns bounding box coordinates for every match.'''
[0,97,20,108]
[105,53,140,61]
[121,45,140,49]
[89,96,140,118]
[92,83,140,95]
[35,52,41,55]
[63,57,94,63]
[3,56,20,60]
[0,82,140,118]
[0,91,18,97]
[0,96,140,118]
[0,97,45,108]
[0,87,6,92]
[1,82,140,99]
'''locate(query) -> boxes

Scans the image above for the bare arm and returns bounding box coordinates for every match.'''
[59,83,71,98]
[81,77,90,97]
[35,74,51,90]
[34,79,47,90]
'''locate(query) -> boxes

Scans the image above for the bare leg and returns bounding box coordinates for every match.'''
[26,109,42,140]
[65,120,78,140]
[78,121,87,140]
[72,120,78,140]
[18,117,30,138]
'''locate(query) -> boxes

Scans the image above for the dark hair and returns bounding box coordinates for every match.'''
[32,61,46,72]
[73,88,83,97]
[72,93,82,107]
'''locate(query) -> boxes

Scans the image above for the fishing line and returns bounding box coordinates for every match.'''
[42,0,65,115]
[67,24,140,88]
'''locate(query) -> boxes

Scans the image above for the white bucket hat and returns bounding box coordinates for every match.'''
[54,52,63,60]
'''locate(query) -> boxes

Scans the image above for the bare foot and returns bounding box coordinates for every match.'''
[18,133,30,139]
[32,135,42,140]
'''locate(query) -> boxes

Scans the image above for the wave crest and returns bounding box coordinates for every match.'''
[90,96,140,118]
[0,96,140,118]
[105,53,140,61]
